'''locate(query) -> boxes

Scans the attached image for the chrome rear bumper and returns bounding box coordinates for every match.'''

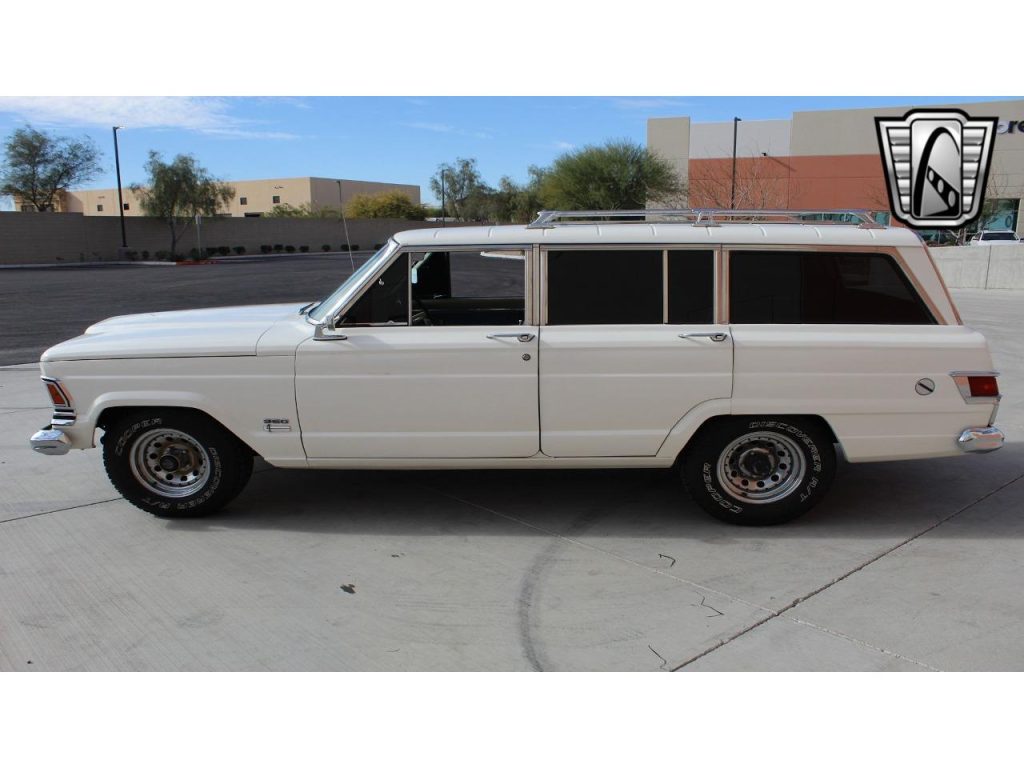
[30,427,72,456]
[957,426,1005,453]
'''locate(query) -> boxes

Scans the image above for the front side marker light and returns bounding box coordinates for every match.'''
[43,378,71,408]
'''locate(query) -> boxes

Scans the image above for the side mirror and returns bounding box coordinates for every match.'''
[314,317,348,341]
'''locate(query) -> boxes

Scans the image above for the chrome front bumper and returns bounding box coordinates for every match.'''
[957,426,1005,453]
[30,427,72,456]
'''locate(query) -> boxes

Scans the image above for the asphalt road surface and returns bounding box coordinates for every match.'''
[0,254,372,366]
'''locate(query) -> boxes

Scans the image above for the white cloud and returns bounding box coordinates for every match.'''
[554,140,575,150]
[404,121,491,140]
[0,96,299,139]
[610,98,690,110]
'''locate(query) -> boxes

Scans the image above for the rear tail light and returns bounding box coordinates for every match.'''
[968,376,999,398]
[42,377,72,408]
[951,372,1000,402]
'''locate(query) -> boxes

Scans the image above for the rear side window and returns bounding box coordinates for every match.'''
[547,250,662,324]
[546,249,715,325]
[668,250,714,323]
[729,251,935,324]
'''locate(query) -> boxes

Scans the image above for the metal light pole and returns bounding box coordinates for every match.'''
[337,179,354,272]
[112,126,127,249]
[730,116,742,209]
[440,173,446,228]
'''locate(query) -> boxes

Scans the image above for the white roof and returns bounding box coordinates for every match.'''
[392,223,922,249]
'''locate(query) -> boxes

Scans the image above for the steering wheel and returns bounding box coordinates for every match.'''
[412,296,436,326]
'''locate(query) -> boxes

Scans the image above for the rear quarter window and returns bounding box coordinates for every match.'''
[729,250,935,324]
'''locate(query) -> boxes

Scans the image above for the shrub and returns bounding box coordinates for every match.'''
[234,246,246,255]
[273,244,283,252]
[373,242,385,249]
[260,244,272,254]
[321,244,331,252]
[141,250,150,260]
[218,246,230,256]
[299,245,309,253]
[125,250,139,261]
[285,245,296,253]
[188,248,201,260]
[155,250,171,261]
[171,252,185,263]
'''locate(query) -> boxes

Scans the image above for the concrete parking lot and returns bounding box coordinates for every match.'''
[1,288,1022,671]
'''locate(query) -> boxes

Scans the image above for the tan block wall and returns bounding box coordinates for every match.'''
[0,213,469,265]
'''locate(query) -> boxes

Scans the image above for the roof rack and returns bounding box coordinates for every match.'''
[527,209,886,229]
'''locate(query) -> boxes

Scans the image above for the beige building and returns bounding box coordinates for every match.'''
[648,99,1024,236]
[46,176,420,218]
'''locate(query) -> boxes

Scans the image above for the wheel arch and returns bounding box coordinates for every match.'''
[671,412,840,466]
[96,405,258,456]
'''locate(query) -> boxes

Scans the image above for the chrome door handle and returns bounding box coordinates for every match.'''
[679,332,729,342]
[486,332,536,342]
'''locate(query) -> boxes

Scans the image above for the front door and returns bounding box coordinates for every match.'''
[539,248,733,457]
[296,248,538,459]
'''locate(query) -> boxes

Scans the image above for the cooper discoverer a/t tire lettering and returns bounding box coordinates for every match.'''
[683,416,837,526]
[102,409,253,518]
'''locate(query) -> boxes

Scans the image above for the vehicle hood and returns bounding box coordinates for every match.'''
[41,303,308,362]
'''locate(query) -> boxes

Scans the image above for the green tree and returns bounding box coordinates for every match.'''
[264,202,342,218]
[0,125,102,211]
[345,191,425,220]
[490,167,546,223]
[429,157,487,220]
[132,152,234,256]
[539,139,683,210]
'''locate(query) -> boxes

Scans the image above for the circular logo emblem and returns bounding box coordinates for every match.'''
[915,378,936,396]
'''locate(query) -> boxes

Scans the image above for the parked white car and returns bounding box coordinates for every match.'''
[968,230,1020,245]
[30,209,1005,525]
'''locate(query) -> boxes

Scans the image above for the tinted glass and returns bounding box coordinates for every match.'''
[668,250,714,324]
[343,253,408,325]
[983,232,1017,241]
[547,250,662,325]
[730,251,935,324]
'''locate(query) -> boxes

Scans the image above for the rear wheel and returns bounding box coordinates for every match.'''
[683,416,836,525]
[102,409,253,518]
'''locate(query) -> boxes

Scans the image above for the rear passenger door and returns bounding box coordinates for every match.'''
[538,247,733,457]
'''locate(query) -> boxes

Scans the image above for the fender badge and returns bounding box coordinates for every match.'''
[915,378,936,396]
[263,418,291,432]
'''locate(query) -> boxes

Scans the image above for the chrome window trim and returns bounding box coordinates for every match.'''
[307,239,400,327]
[539,244,719,327]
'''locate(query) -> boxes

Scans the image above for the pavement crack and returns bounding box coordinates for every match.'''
[648,644,668,670]
[671,470,1024,671]
[0,497,122,525]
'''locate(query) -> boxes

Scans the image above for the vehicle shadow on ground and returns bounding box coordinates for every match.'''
[163,442,1024,540]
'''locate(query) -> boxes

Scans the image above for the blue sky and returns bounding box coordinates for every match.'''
[0,96,1016,208]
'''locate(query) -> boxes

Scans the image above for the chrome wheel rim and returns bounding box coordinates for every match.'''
[716,431,805,504]
[129,428,210,498]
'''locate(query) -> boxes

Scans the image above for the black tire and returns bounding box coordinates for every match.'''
[682,416,836,526]
[102,409,253,518]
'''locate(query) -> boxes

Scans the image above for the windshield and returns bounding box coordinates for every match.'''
[308,241,399,322]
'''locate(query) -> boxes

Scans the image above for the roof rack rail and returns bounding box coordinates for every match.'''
[527,209,886,229]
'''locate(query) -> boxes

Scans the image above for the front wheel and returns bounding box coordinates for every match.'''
[683,417,836,526]
[102,409,253,518]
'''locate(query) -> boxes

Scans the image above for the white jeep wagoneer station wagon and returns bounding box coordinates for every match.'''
[30,209,1005,525]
